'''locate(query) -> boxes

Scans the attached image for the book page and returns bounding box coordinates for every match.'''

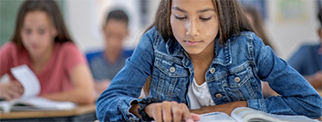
[10,97,76,111]
[259,113,319,122]
[0,101,10,113]
[231,107,319,122]
[10,65,40,98]
[198,112,236,122]
[150,112,236,122]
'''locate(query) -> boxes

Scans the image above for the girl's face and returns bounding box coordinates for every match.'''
[103,19,128,52]
[170,0,219,55]
[21,11,57,57]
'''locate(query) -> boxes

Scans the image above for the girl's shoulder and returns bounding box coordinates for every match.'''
[0,42,30,64]
[1,42,18,50]
[143,26,162,39]
[0,42,25,55]
[231,31,257,38]
[230,31,262,44]
[140,26,166,46]
[54,42,83,57]
[57,42,79,52]
[53,42,86,69]
[59,42,77,48]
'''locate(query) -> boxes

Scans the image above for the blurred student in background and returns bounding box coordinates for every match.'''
[244,7,278,97]
[0,0,94,104]
[86,10,132,98]
[288,8,322,90]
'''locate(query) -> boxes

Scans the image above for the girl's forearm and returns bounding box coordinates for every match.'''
[40,88,94,104]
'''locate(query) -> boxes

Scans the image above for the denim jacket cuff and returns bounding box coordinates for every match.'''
[118,97,140,121]
[247,99,267,112]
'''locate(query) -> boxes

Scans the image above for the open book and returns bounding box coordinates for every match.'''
[0,97,76,113]
[198,107,319,122]
[0,65,76,113]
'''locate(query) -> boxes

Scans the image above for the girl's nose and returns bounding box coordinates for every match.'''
[186,19,199,37]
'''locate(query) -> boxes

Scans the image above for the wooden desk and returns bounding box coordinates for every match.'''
[0,104,96,122]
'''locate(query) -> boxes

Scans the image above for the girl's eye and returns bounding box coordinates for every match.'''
[38,29,45,35]
[175,15,187,20]
[200,17,212,21]
[24,29,32,35]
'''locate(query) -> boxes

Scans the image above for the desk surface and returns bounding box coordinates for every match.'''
[0,104,96,119]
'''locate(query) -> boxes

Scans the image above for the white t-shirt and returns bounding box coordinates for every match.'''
[188,79,216,109]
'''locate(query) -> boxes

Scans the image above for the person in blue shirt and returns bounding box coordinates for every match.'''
[288,8,322,90]
[86,9,133,98]
[96,0,322,121]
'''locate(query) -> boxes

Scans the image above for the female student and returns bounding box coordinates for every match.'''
[0,0,94,104]
[96,0,322,121]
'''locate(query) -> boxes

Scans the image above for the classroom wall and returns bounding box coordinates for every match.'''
[0,0,319,60]
[64,0,160,53]
[64,0,319,60]
[266,0,319,59]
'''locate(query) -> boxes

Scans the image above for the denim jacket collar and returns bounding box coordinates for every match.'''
[165,38,186,58]
[213,38,232,66]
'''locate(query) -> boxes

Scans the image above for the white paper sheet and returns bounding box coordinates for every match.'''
[10,65,40,98]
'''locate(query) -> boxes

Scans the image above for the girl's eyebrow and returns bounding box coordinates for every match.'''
[172,7,187,13]
[172,6,215,13]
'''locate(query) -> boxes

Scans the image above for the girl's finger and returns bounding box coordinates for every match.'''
[179,103,193,122]
[172,102,183,122]
[191,113,201,121]
[162,101,172,122]
[150,103,163,122]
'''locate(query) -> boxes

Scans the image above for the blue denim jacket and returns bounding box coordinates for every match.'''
[96,27,322,121]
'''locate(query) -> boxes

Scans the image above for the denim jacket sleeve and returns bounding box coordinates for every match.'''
[247,33,322,118]
[96,28,156,121]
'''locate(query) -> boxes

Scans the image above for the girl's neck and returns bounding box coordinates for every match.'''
[188,42,215,66]
[188,41,215,85]
[30,44,54,73]
[189,53,214,66]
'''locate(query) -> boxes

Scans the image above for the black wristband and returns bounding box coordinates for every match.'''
[137,98,162,121]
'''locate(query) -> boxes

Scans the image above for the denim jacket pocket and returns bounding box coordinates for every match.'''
[151,52,189,101]
[223,62,259,101]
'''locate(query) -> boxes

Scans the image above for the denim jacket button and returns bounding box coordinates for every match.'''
[210,68,216,74]
[216,93,222,98]
[170,67,175,72]
[234,77,241,82]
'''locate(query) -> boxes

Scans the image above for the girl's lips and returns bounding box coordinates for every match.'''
[185,40,202,46]
[30,44,38,49]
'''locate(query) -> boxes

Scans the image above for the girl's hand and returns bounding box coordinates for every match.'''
[94,80,111,97]
[145,101,200,122]
[0,81,24,101]
[311,71,322,89]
